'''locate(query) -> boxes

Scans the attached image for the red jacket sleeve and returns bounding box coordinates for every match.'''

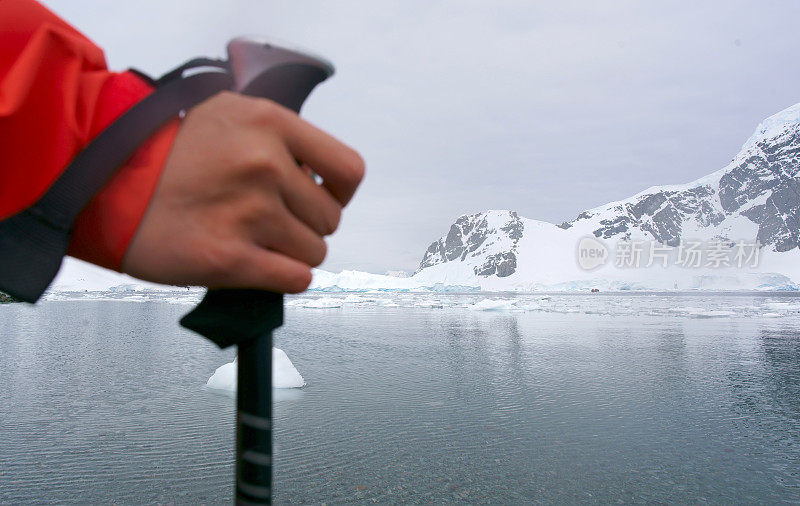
[0,0,178,271]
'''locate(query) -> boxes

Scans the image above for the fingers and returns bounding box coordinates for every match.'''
[232,135,337,270]
[251,99,365,205]
[211,245,313,294]
[286,121,365,205]
[243,140,341,239]
[251,202,328,268]
[276,155,342,236]
[282,169,342,236]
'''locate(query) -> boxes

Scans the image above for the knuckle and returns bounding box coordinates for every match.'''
[250,99,286,127]
[258,196,281,220]
[262,157,285,181]
[240,147,284,182]
[238,149,266,171]
[239,195,274,228]
[237,141,270,166]
[204,244,241,280]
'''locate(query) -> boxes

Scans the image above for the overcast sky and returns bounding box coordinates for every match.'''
[48,0,800,273]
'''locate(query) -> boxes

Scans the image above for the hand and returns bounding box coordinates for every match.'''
[121,91,364,293]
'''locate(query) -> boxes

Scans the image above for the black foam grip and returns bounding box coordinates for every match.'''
[180,290,283,348]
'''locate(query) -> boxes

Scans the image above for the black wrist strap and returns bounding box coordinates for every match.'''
[0,67,234,302]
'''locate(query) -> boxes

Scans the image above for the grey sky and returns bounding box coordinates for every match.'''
[48,0,800,273]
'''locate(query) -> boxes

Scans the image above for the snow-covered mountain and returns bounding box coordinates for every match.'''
[559,103,800,252]
[411,102,800,291]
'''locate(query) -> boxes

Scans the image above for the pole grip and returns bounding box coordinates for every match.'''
[179,39,335,506]
[180,39,334,350]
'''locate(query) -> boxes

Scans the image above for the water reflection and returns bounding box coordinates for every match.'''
[1,298,799,504]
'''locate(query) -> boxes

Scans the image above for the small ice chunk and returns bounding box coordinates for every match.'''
[764,302,800,312]
[668,306,706,314]
[512,301,540,312]
[206,348,306,392]
[688,310,737,318]
[414,300,444,308]
[470,298,514,311]
[285,298,311,307]
[302,297,343,308]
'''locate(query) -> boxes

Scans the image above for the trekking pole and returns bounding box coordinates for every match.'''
[180,38,334,505]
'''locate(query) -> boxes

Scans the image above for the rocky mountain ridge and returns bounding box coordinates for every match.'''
[417,102,800,284]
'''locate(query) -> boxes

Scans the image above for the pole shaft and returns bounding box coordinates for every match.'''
[236,334,272,504]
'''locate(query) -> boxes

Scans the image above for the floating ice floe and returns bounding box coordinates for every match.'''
[285,298,309,307]
[301,297,343,309]
[668,306,707,314]
[206,348,306,392]
[554,308,581,314]
[763,302,800,313]
[688,310,738,318]
[667,306,738,318]
[470,298,515,311]
[413,300,444,308]
[511,302,540,312]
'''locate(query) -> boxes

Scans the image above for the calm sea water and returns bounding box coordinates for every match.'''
[1,295,799,504]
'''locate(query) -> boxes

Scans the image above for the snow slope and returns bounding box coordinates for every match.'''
[49,258,174,293]
[406,209,800,291]
[409,101,800,291]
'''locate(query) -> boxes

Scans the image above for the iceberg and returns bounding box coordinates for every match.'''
[206,348,306,393]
